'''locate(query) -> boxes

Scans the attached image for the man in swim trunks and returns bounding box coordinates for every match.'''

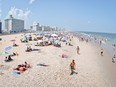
[70,60,78,75]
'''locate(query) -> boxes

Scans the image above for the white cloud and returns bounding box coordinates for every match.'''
[8,7,31,20]
[29,0,35,4]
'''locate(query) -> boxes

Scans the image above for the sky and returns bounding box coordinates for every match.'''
[0,0,116,33]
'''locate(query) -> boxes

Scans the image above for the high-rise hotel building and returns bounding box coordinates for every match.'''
[5,15,24,33]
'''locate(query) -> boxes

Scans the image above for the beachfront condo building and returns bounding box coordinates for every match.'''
[32,23,41,31]
[0,21,2,33]
[5,15,24,33]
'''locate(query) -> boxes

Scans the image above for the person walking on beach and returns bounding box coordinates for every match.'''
[112,44,116,51]
[70,60,78,75]
[101,49,103,56]
[77,46,80,54]
[112,55,116,63]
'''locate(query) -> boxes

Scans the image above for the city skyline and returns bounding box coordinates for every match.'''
[0,0,116,33]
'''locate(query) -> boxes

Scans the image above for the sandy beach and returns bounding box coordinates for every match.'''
[0,33,116,87]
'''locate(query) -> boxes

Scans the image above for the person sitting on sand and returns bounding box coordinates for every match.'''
[70,60,78,75]
[13,42,18,47]
[112,55,116,63]
[4,57,8,62]
[10,52,18,56]
[36,42,39,46]
[13,52,16,56]
[13,65,21,71]
[5,55,13,62]
[26,46,32,52]
[24,61,31,68]
[8,55,13,61]
[29,46,32,51]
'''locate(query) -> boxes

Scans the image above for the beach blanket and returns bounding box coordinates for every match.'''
[37,63,49,67]
[12,70,20,75]
[62,54,68,58]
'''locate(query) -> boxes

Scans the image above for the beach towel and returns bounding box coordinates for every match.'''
[37,63,49,67]
[12,70,20,75]
[62,54,68,58]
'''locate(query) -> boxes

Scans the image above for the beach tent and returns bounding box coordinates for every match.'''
[4,46,12,51]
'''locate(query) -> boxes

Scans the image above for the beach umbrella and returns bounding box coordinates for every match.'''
[51,34,58,37]
[0,52,9,55]
[55,40,60,44]
[4,46,12,51]
[38,40,43,43]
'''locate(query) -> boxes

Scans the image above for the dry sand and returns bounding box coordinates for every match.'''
[0,33,116,87]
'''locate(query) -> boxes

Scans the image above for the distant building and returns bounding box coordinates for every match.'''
[42,25,51,31]
[32,23,40,31]
[5,15,24,33]
[0,21,2,33]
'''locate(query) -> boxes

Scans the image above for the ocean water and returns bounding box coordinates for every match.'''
[83,32,116,43]
[76,31,116,56]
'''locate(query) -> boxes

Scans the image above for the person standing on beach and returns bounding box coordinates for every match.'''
[101,49,103,56]
[77,46,80,54]
[112,44,116,51]
[70,60,78,75]
[112,55,116,63]
[100,40,102,46]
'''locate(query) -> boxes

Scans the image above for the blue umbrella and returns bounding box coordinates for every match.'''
[4,46,12,51]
